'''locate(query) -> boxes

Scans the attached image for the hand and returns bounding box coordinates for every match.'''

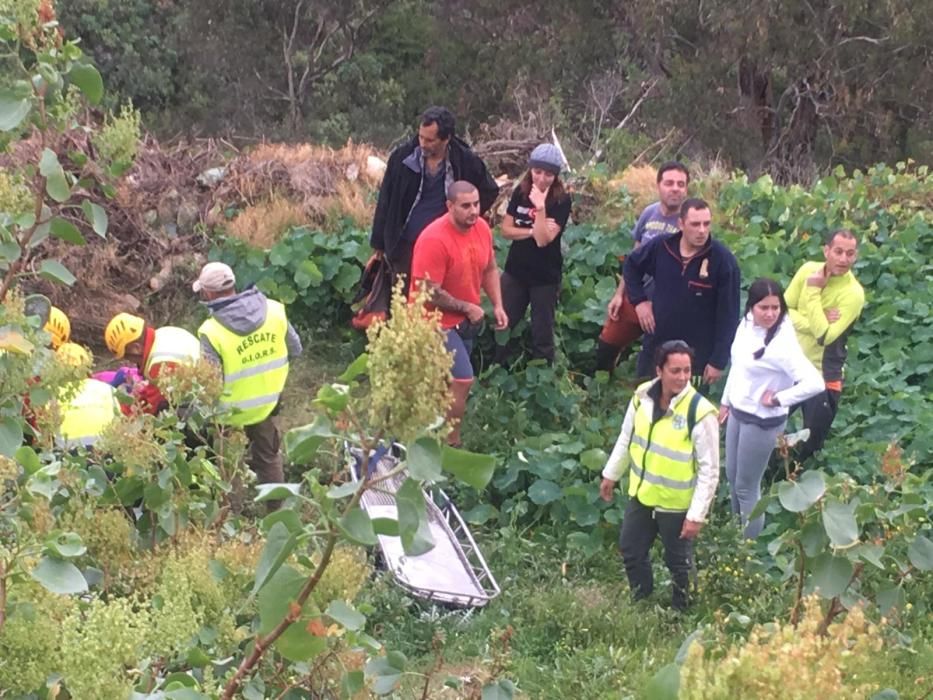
[465,303,485,324]
[760,389,779,408]
[806,266,828,288]
[529,185,548,210]
[368,249,384,264]
[824,307,841,323]
[718,404,730,424]
[702,364,722,385]
[607,293,624,321]
[680,519,703,540]
[599,478,616,503]
[493,305,509,330]
[634,301,655,333]
[545,218,561,236]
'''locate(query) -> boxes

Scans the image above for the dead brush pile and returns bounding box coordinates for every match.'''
[7,131,386,344]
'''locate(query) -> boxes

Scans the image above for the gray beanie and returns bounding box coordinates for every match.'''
[528,143,563,174]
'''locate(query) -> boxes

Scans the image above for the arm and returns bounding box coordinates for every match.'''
[481,251,508,330]
[285,323,303,359]
[772,331,825,407]
[369,150,402,251]
[685,412,721,524]
[422,280,483,323]
[621,238,656,306]
[475,163,500,215]
[601,399,637,484]
[531,195,571,248]
[708,254,741,370]
[799,282,864,348]
[499,214,534,241]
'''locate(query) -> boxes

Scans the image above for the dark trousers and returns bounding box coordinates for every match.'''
[245,414,284,484]
[796,388,840,463]
[387,239,416,298]
[618,497,692,610]
[494,271,560,365]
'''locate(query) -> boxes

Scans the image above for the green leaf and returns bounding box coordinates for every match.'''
[30,557,88,594]
[528,479,562,505]
[327,480,361,499]
[371,517,399,536]
[407,436,443,481]
[285,415,337,464]
[579,447,607,471]
[39,149,70,202]
[257,564,327,662]
[876,586,906,616]
[0,416,24,457]
[314,383,349,412]
[14,445,40,474]
[482,680,516,700]
[261,509,304,535]
[49,217,85,245]
[254,482,302,502]
[67,63,104,105]
[0,89,30,131]
[0,326,33,354]
[396,478,435,556]
[45,531,86,558]
[644,662,680,700]
[810,553,854,598]
[907,535,933,571]
[365,652,406,696]
[821,499,859,548]
[338,507,378,546]
[38,259,76,286]
[338,353,368,382]
[252,522,297,594]
[869,690,900,700]
[462,503,498,525]
[326,600,365,631]
[80,200,107,237]
[777,470,826,512]
[441,445,496,489]
[294,259,323,288]
[340,670,365,700]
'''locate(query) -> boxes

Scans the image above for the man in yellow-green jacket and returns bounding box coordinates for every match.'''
[784,229,864,462]
[194,262,303,486]
[599,340,720,611]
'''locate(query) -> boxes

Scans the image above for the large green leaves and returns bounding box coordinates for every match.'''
[407,436,443,481]
[38,148,71,202]
[252,521,297,594]
[441,445,496,490]
[285,415,337,464]
[338,507,378,546]
[0,416,24,457]
[810,553,854,598]
[67,63,104,105]
[38,259,76,286]
[257,564,326,662]
[778,470,826,512]
[0,89,30,131]
[908,535,933,571]
[30,557,88,595]
[821,499,859,548]
[396,478,434,555]
[81,200,108,237]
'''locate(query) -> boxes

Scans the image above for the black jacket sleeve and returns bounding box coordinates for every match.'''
[460,147,499,215]
[622,237,658,305]
[369,149,402,251]
[709,248,741,369]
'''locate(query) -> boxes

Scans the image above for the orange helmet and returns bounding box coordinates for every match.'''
[104,313,145,359]
[44,306,71,349]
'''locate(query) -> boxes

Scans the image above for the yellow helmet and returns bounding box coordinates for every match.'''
[104,313,145,359]
[44,306,71,350]
[57,342,91,367]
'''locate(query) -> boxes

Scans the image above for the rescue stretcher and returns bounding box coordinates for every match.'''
[347,444,500,608]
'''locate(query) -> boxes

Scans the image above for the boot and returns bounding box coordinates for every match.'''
[595,339,621,373]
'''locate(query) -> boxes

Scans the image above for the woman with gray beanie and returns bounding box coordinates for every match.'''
[495,143,572,365]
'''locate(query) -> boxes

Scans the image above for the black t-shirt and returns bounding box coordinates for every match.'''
[503,187,572,286]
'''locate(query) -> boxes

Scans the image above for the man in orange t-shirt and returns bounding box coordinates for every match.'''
[410,180,508,446]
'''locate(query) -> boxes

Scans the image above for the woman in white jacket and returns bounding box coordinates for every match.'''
[720,278,824,538]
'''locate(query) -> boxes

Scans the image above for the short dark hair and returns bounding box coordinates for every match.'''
[824,228,857,246]
[657,161,690,184]
[421,106,456,140]
[679,197,710,219]
[655,339,695,370]
[447,180,478,202]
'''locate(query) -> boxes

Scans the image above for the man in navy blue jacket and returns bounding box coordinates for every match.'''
[623,198,741,384]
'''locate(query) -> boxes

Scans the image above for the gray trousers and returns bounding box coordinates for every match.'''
[724,414,786,538]
[495,271,560,365]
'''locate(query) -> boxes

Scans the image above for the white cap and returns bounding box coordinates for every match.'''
[193,262,236,293]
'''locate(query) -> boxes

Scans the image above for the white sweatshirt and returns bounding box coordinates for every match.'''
[601,380,721,523]
[721,314,824,418]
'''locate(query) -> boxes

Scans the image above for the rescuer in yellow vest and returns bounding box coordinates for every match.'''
[103,312,201,414]
[599,340,720,611]
[53,342,121,449]
[193,262,303,488]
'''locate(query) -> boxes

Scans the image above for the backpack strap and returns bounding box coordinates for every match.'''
[686,391,703,434]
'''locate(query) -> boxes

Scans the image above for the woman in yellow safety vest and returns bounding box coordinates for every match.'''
[599,340,720,611]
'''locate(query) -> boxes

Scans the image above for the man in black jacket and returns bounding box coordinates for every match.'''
[370,106,500,294]
[623,198,741,385]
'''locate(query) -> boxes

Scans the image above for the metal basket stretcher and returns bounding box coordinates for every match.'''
[347,445,500,608]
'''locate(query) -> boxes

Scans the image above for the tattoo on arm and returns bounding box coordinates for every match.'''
[425,281,473,315]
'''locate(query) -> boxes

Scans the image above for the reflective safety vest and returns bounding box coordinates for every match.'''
[56,378,120,448]
[627,381,717,511]
[198,300,290,427]
[144,326,200,378]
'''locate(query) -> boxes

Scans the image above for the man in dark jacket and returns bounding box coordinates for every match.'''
[623,198,740,384]
[370,106,499,294]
